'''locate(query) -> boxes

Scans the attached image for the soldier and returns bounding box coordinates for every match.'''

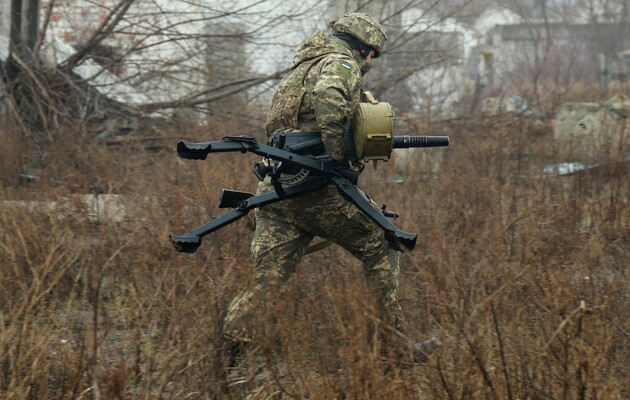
[223,12,437,365]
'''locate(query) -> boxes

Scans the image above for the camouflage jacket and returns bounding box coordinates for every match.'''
[265,32,367,160]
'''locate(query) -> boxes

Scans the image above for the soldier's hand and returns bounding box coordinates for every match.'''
[345,158,365,172]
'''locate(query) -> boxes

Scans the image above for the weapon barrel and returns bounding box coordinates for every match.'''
[393,135,449,149]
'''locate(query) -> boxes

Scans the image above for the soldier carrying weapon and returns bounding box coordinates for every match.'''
[216,13,440,365]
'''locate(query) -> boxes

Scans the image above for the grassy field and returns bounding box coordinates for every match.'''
[1,114,628,399]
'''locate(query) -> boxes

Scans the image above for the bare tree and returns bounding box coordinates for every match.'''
[1,0,486,133]
[4,0,41,77]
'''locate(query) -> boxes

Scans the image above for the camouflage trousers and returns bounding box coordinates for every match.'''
[223,177,403,344]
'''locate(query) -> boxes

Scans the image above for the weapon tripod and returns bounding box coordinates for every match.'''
[170,133,448,253]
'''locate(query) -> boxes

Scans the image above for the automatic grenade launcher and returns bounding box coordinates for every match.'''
[170,93,449,254]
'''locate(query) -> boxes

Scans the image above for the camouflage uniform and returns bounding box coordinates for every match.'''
[223,15,403,344]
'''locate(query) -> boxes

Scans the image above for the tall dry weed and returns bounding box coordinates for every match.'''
[1,115,628,399]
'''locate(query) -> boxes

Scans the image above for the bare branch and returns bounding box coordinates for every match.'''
[61,0,135,70]
[137,67,290,112]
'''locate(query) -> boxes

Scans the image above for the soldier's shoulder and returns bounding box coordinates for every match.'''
[320,53,361,80]
[324,52,360,66]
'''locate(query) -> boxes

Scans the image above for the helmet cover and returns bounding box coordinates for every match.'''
[329,13,387,58]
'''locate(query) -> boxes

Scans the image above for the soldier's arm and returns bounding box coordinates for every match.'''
[313,58,362,160]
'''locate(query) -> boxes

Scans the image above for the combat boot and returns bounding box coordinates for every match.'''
[410,336,442,363]
[226,340,250,369]
[383,335,442,368]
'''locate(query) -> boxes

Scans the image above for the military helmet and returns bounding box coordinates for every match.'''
[329,13,387,58]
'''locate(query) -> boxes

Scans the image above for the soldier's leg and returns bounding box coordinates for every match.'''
[326,205,442,365]
[321,195,442,364]
[361,247,403,330]
[223,207,313,344]
[340,212,404,330]
[287,187,405,330]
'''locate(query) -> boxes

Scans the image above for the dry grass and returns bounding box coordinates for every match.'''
[0,113,628,399]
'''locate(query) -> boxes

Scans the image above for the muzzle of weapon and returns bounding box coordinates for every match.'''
[392,135,450,149]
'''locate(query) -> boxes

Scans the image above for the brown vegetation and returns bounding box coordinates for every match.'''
[0,113,628,399]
